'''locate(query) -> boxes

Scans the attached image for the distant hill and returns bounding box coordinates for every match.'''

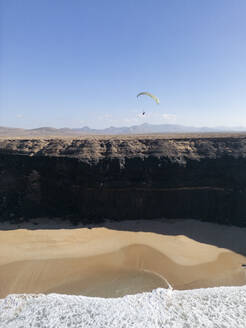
[0,123,246,136]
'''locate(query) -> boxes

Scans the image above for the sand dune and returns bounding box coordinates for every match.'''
[0,221,246,298]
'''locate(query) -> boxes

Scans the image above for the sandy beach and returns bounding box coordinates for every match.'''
[0,219,246,298]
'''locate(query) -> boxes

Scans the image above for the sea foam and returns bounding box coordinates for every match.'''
[0,286,246,328]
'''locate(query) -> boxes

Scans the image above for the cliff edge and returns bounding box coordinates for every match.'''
[1,134,246,226]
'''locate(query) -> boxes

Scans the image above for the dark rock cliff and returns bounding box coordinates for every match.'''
[1,135,246,226]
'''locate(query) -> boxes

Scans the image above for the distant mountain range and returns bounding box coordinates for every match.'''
[0,123,246,136]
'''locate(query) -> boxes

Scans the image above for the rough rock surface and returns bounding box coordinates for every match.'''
[1,135,246,226]
[1,287,246,328]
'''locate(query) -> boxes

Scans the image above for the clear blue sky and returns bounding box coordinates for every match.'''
[1,0,246,129]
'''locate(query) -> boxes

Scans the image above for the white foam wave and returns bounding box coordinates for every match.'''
[0,286,246,327]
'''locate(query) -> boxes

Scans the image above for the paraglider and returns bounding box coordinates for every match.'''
[136,91,160,115]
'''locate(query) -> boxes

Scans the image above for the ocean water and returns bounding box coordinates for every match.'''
[0,286,246,327]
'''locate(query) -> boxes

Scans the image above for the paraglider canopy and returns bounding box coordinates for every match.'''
[136,91,160,105]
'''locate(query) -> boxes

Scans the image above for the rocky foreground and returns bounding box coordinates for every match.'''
[1,134,246,225]
[1,287,246,328]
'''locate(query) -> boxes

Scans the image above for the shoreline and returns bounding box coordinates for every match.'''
[0,219,246,298]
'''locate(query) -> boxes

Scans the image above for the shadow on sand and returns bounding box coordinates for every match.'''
[1,217,246,256]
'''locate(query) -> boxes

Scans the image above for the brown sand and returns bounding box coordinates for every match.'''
[0,222,246,298]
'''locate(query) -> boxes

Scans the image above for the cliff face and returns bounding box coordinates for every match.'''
[1,135,246,226]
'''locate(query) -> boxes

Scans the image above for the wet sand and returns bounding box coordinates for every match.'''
[0,221,246,298]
